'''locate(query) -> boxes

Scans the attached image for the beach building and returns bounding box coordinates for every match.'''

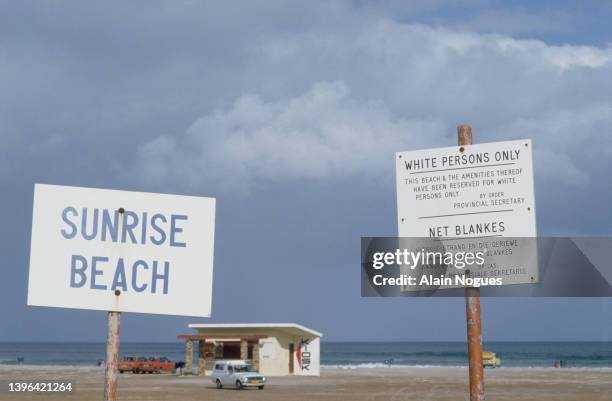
[177,323,322,377]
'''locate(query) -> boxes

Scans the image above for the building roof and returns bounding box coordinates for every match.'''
[188,323,322,338]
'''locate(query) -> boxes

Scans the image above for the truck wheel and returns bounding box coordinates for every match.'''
[119,370,124,374]
[258,385,265,390]
[235,380,243,390]
[215,379,223,389]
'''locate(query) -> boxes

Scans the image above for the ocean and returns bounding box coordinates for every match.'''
[1,342,611,369]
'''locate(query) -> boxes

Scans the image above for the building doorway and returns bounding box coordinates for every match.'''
[289,343,294,374]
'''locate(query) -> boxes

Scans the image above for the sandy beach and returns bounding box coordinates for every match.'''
[1,366,611,401]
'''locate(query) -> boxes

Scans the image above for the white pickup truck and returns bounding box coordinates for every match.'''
[211,360,267,390]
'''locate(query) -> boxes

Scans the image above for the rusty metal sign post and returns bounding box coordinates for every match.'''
[104,310,121,401]
[458,125,485,401]
[104,208,124,401]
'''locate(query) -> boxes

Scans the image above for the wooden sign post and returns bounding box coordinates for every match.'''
[104,311,121,401]
[103,209,124,401]
[458,125,485,401]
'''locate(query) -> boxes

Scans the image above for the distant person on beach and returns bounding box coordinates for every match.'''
[175,361,186,375]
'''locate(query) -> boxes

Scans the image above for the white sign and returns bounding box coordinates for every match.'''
[28,184,215,317]
[294,337,320,376]
[396,139,537,286]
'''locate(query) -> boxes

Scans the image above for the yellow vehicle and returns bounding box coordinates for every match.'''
[483,351,501,368]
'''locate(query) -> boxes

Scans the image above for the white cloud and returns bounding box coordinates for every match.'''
[135,81,446,191]
[133,19,612,192]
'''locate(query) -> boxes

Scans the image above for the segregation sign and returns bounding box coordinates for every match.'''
[395,139,537,288]
[27,184,216,317]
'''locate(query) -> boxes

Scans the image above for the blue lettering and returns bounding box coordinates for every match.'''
[121,211,138,244]
[132,260,149,292]
[91,256,108,290]
[81,208,99,240]
[101,209,119,242]
[170,215,187,247]
[70,255,87,288]
[150,214,167,245]
[111,258,127,292]
[60,207,186,248]
[140,212,148,244]
[151,261,170,294]
[61,207,78,239]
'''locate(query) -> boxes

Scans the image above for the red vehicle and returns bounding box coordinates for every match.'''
[119,356,176,374]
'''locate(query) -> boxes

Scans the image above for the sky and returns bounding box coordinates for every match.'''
[1,0,611,342]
